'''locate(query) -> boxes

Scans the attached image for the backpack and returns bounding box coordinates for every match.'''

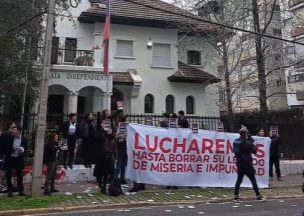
[108,177,122,196]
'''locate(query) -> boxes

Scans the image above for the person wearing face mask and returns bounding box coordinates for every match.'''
[61,113,79,169]
[78,112,97,168]
[3,125,27,197]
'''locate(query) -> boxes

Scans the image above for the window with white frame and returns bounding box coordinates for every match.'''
[116,40,133,57]
[152,43,171,67]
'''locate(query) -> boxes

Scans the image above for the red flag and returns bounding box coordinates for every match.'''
[103,0,111,76]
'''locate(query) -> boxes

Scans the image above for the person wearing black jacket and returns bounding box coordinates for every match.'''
[44,133,60,195]
[233,127,265,202]
[61,113,79,169]
[3,125,26,197]
[177,110,189,128]
[78,113,97,168]
[269,132,282,181]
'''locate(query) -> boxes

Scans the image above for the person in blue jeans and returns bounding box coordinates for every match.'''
[114,116,128,184]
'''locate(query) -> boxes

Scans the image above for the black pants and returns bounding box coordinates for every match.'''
[6,157,24,193]
[234,166,260,196]
[63,137,76,167]
[114,155,127,181]
[96,154,114,190]
[269,156,281,178]
[45,161,57,192]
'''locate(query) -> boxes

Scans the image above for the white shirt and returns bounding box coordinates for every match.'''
[68,122,76,135]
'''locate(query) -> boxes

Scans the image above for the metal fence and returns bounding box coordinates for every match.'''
[0,113,221,165]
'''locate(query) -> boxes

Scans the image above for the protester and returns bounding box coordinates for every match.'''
[114,116,128,184]
[61,113,79,169]
[177,110,189,128]
[233,127,265,202]
[78,112,96,168]
[257,128,265,137]
[159,113,170,128]
[3,125,26,197]
[44,133,60,195]
[94,109,116,194]
[269,131,282,181]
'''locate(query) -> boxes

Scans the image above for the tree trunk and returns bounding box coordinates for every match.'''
[252,0,268,114]
[222,41,234,131]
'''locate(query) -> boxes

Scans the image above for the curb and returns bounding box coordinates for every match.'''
[0,194,303,216]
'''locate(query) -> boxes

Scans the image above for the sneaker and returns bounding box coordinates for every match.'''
[129,187,139,193]
[120,179,127,185]
[18,191,26,196]
[44,191,51,196]
[256,195,266,202]
[233,195,240,202]
[173,186,178,190]
[68,165,73,169]
[8,192,13,198]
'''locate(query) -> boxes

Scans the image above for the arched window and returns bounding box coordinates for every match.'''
[144,94,154,113]
[186,96,195,114]
[165,95,174,113]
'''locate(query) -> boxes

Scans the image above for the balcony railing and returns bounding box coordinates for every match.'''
[289,0,304,8]
[50,48,94,66]
[288,72,304,83]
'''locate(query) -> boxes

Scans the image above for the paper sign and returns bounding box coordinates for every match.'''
[102,119,111,131]
[216,122,224,132]
[145,116,153,126]
[269,126,278,135]
[117,101,124,110]
[169,118,177,128]
[192,123,198,133]
[118,122,128,135]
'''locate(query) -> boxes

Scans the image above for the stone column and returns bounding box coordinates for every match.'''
[67,91,79,114]
[93,93,103,113]
[100,92,112,111]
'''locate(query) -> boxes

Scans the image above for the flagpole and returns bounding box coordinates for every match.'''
[103,0,111,110]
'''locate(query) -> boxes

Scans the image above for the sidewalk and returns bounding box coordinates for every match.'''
[0,174,303,215]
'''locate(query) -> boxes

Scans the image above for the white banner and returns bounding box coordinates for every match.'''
[126,124,271,188]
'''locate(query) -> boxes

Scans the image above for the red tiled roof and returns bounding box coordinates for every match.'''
[168,61,221,84]
[79,0,215,32]
[111,71,134,85]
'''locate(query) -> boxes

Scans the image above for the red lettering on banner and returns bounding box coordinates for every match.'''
[227,140,233,154]
[202,139,213,153]
[215,139,225,154]
[159,138,172,153]
[196,164,203,172]
[134,133,144,150]
[187,139,200,154]
[151,163,194,173]
[206,164,237,174]
[255,144,265,158]
[173,138,186,153]
[146,135,158,152]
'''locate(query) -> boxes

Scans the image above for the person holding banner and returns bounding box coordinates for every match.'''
[269,131,282,181]
[233,127,265,202]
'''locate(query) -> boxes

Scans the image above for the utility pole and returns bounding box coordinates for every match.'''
[31,0,56,196]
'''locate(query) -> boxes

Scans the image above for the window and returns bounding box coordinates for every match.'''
[51,37,59,64]
[219,90,226,102]
[152,43,171,67]
[116,40,133,57]
[276,79,286,87]
[186,96,195,114]
[165,95,174,113]
[187,50,201,65]
[65,38,77,62]
[144,94,154,113]
[274,54,281,61]
[273,5,280,11]
[273,28,282,36]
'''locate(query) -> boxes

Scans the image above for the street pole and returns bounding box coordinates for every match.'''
[31,0,56,197]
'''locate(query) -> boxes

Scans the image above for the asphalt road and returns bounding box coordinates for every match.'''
[32,198,304,216]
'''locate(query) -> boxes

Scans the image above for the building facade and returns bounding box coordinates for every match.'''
[282,0,304,110]
[36,0,220,116]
